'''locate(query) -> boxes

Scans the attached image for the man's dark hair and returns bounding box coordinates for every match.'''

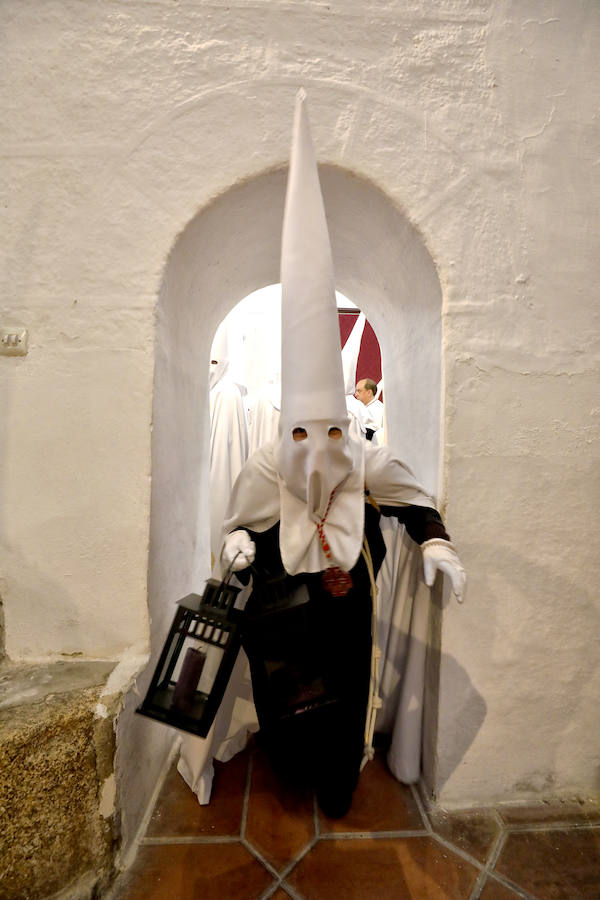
[363,378,378,396]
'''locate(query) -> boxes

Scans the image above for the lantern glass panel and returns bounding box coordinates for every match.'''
[136,581,243,737]
[167,640,225,717]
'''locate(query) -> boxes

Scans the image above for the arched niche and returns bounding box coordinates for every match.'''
[148,160,443,668]
[119,163,444,853]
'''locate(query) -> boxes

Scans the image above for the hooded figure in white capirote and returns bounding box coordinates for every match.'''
[207,319,249,566]
[220,90,465,818]
[176,317,256,807]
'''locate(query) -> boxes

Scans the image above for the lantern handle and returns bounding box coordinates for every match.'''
[220,546,261,585]
[220,543,261,582]
[222,551,243,585]
[222,551,262,584]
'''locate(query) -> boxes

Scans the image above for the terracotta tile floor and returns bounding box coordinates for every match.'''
[111,743,600,899]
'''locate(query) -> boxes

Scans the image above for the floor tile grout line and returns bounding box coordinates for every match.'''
[503,820,600,834]
[485,870,540,900]
[279,880,306,900]
[256,792,318,897]
[468,868,489,900]
[485,827,509,873]
[467,827,507,900]
[481,818,594,900]
[407,792,598,900]
[469,815,600,900]
[261,881,305,900]
[427,831,485,872]
[491,808,506,831]
[471,869,537,900]
[318,829,431,840]
[410,782,434,833]
[240,759,317,891]
[258,878,289,900]
[241,832,316,897]
[312,791,321,839]
[278,836,319,881]
[257,884,280,900]
[140,834,240,845]
[240,751,254,840]
[483,828,541,900]
[241,837,284,882]
[410,782,543,900]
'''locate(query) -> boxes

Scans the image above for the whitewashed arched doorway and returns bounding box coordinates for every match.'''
[128,164,444,852]
[151,164,442,600]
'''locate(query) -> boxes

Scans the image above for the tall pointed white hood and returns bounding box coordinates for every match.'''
[342,311,367,396]
[209,319,230,390]
[279,89,348,423]
[276,89,364,576]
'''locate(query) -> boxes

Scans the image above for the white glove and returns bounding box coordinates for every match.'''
[422,539,466,603]
[221,529,256,572]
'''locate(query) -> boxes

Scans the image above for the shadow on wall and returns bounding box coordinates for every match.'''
[380,623,487,797]
[372,525,487,798]
[431,645,488,795]
[455,536,600,799]
[430,567,487,796]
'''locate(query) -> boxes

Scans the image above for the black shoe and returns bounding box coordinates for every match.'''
[316,786,353,819]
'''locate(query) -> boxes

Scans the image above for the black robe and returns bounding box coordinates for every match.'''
[240,499,448,816]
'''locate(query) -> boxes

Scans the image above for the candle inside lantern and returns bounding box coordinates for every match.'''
[171,646,207,716]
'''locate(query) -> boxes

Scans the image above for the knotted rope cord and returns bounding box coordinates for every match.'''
[360,535,383,770]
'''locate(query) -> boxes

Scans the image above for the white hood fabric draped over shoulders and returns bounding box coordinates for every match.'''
[223,436,365,575]
[363,444,436,510]
[223,441,436,575]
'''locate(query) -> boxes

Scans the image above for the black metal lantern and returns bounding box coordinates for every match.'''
[136,577,243,738]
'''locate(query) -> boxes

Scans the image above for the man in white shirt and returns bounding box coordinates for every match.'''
[355,377,384,431]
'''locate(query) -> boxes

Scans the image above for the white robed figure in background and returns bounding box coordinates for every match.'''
[340,308,442,781]
[207,320,250,564]
[249,381,282,455]
[178,320,258,804]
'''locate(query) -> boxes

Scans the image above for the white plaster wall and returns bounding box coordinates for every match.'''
[1,0,598,847]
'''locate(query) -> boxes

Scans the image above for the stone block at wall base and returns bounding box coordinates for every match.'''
[0,660,119,900]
